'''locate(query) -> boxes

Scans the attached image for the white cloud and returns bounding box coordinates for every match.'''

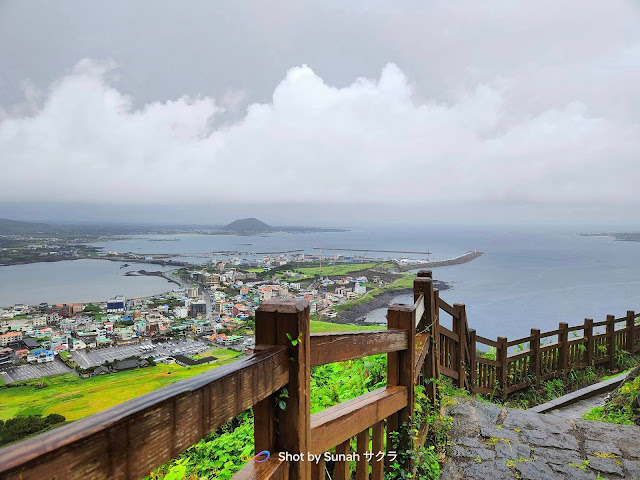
[1,59,639,210]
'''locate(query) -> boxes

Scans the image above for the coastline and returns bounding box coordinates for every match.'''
[397,251,483,271]
[329,279,450,326]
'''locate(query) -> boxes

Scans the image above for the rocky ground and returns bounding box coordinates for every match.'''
[441,398,640,479]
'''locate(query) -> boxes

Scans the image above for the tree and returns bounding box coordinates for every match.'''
[0,414,67,446]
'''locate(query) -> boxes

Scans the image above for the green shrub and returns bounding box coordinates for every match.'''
[0,414,66,446]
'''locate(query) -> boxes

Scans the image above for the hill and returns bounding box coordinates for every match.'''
[0,218,52,235]
[224,218,272,233]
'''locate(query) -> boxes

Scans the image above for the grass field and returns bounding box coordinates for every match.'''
[0,349,242,422]
[277,262,396,281]
[309,319,382,333]
[0,322,382,424]
[332,273,415,312]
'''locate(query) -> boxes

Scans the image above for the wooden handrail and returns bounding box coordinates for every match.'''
[309,386,408,455]
[310,329,409,366]
[438,298,456,317]
[506,336,531,348]
[233,454,289,480]
[475,335,499,348]
[0,347,289,480]
[439,325,459,342]
[506,349,533,361]
[476,356,501,367]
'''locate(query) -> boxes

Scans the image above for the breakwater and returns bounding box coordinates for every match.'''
[397,251,483,271]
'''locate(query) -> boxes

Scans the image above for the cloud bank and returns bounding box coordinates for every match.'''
[1,59,639,211]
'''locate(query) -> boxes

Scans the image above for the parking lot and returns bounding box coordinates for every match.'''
[71,342,156,369]
[154,338,210,358]
[70,338,211,369]
[0,359,73,384]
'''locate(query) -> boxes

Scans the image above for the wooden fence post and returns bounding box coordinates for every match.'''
[530,328,540,389]
[559,322,568,379]
[497,337,508,399]
[415,274,437,405]
[453,304,466,389]
[627,310,636,353]
[415,271,431,332]
[387,304,416,473]
[254,299,311,480]
[417,269,432,279]
[584,319,594,367]
[606,314,616,370]
[468,328,477,394]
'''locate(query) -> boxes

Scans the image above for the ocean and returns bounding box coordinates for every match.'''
[1,226,639,340]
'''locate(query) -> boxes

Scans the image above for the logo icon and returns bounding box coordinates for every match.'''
[241,450,271,463]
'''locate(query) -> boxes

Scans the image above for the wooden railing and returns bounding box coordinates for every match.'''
[431,270,640,399]
[1,271,637,479]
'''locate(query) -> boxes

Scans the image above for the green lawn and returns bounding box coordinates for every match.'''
[0,350,242,422]
[309,319,382,333]
[278,262,397,281]
[193,348,240,361]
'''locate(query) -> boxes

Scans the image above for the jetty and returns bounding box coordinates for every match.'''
[397,250,483,271]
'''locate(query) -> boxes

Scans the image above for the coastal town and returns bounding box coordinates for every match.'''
[0,251,460,385]
[0,217,482,387]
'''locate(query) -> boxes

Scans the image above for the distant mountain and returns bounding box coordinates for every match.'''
[0,218,52,235]
[224,218,272,233]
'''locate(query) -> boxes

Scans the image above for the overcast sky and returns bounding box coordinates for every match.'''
[1,0,640,227]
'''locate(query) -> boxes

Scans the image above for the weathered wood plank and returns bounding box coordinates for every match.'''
[507,349,533,362]
[310,386,408,455]
[414,333,430,382]
[310,330,409,366]
[439,325,459,342]
[334,440,351,480]
[355,428,370,480]
[0,347,289,480]
[259,299,311,480]
[414,294,425,328]
[506,335,532,348]
[476,356,501,367]
[388,304,416,473]
[371,421,384,480]
[311,454,325,480]
[476,335,499,348]
[232,454,289,480]
[440,365,460,380]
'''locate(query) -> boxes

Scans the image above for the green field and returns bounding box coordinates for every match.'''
[309,319,382,333]
[0,350,242,422]
[278,262,396,281]
[0,322,382,424]
[332,273,416,312]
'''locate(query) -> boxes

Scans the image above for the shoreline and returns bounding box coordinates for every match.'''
[329,279,450,326]
[397,251,483,272]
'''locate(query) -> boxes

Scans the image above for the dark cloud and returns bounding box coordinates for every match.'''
[0,1,639,224]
